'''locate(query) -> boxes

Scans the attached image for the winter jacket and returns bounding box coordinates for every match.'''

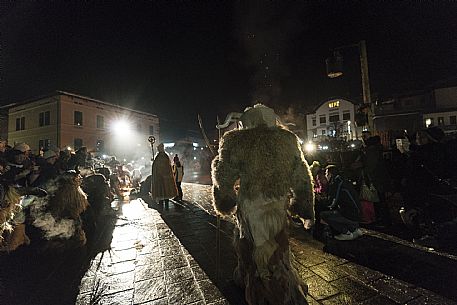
[328,175,361,222]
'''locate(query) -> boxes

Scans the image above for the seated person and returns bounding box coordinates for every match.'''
[320,165,363,241]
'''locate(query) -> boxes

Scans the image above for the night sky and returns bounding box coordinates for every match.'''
[2,1,457,141]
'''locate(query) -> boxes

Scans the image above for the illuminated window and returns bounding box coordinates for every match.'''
[329,100,340,108]
[425,118,433,128]
[74,111,83,126]
[96,139,104,152]
[438,117,445,126]
[39,139,51,149]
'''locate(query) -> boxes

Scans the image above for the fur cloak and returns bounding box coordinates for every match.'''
[212,125,314,305]
[151,152,178,201]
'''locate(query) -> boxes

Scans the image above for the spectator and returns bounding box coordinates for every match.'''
[320,165,363,240]
[68,146,88,169]
[362,135,391,226]
[2,148,31,186]
[30,150,59,187]
[172,154,184,201]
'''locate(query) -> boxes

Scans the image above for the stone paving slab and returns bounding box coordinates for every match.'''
[75,199,228,305]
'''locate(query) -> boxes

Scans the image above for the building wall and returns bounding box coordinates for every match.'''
[306,98,361,141]
[8,96,59,153]
[7,92,160,159]
[423,110,457,134]
[434,87,457,109]
[59,94,160,158]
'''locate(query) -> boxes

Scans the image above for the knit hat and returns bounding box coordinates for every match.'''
[43,150,57,160]
[13,143,30,153]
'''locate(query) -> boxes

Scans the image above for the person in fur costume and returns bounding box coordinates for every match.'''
[151,143,178,205]
[212,104,315,305]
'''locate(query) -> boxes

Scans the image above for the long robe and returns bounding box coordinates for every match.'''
[151,152,178,201]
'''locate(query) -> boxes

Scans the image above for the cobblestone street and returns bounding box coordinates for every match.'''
[2,183,456,305]
[74,183,457,305]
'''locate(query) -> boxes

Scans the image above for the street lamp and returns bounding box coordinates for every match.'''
[326,40,374,133]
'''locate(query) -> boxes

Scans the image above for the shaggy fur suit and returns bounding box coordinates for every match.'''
[212,124,314,305]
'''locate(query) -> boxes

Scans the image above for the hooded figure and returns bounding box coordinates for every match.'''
[212,104,314,305]
[151,143,177,203]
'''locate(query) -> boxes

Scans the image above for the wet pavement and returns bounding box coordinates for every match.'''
[1,182,457,305]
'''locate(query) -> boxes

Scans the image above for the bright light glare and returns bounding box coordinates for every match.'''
[305,142,315,153]
[350,143,356,148]
[192,142,199,147]
[111,119,132,136]
[164,143,175,148]
[425,118,432,128]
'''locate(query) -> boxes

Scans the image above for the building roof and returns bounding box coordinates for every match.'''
[308,97,359,114]
[5,90,158,118]
[423,107,457,114]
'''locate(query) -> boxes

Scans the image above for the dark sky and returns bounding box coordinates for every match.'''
[2,1,457,141]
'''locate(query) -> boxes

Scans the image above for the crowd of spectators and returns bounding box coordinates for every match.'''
[308,126,457,250]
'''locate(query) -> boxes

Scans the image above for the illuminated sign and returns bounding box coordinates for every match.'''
[329,101,340,108]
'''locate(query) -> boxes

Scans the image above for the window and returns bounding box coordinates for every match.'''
[96,139,104,152]
[328,101,340,108]
[321,130,326,135]
[74,111,83,126]
[39,139,51,150]
[39,111,50,127]
[74,138,83,150]
[15,117,25,131]
[450,116,457,125]
[312,117,316,126]
[438,117,445,126]
[425,118,434,128]
[343,111,350,121]
[329,114,339,123]
[149,125,154,135]
[319,116,326,124]
[96,115,104,129]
